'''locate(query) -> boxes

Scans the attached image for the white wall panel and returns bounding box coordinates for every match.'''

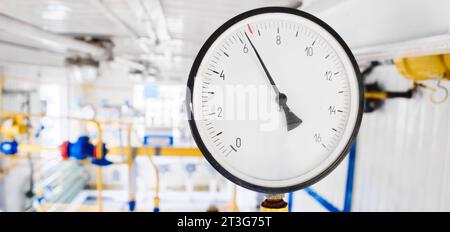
[353,65,450,211]
[292,65,450,212]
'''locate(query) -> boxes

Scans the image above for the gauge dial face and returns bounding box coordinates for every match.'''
[187,7,363,193]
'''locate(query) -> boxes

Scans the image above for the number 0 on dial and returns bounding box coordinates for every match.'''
[187,7,363,193]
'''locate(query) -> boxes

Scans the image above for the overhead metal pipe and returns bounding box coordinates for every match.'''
[0,13,106,59]
[0,39,66,66]
[353,34,450,64]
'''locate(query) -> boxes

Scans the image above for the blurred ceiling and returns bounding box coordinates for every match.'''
[0,0,449,82]
[0,0,302,81]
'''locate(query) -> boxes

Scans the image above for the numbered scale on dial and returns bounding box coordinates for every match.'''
[187,7,363,193]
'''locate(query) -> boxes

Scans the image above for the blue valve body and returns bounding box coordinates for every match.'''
[70,136,94,160]
[0,140,18,155]
[62,136,112,166]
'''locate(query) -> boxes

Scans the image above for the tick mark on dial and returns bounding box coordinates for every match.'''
[322,143,329,150]
[325,54,330,59]
[238,36,243,44]
[295,30,299,37]
[212,131,222,138]
[208,68,218,74]
[230,145,237,152]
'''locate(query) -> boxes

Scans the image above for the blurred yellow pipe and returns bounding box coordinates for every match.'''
[89,120,104,212]
[232,185,238,212]
[365,92,387,100]
[108,147,202,157]
[148,153,160,211]
[126,124,135,208]
[17,144,202,158]
[18,144,59,153]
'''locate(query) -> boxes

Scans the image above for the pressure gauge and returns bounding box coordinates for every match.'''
[187,7,363,193]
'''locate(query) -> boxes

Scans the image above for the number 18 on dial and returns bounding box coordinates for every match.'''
[187,7,363,193]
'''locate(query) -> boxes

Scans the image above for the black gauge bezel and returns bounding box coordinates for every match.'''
[186,7,363,194]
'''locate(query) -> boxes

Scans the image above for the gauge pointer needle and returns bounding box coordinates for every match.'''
[244,32,302,131]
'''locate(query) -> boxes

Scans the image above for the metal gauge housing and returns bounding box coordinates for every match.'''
[187,7,363,193]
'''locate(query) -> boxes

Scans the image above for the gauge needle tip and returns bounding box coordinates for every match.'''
[278,93,302,131]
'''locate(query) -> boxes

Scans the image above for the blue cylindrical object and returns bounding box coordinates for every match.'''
[128,200,136,212]
[0,140,18,155]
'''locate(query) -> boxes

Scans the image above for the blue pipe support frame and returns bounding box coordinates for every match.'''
[303,141,357,212]
[287,192,294,212]
[343,141,357,212]
[304,188,340,212]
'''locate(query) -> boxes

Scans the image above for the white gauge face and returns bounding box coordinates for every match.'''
[187,8,362,193]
